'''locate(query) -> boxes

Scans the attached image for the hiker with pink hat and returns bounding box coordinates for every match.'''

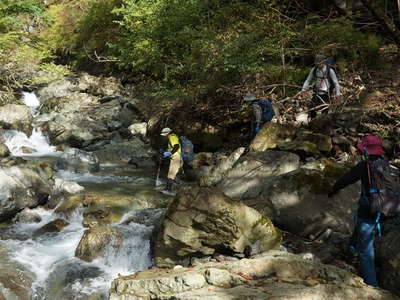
[328,135,385,287]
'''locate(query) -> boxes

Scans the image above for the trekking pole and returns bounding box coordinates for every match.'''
[155,156,162,187]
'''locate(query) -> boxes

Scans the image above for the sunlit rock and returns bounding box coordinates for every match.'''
[250,123,298,152]
[154,186,281,267]
[199,147,246,187]
[75,226,123,262]
[0,144,10,158]
[217,150,300,199]
[0,161,54,221]
[0,104,32,135]
[110,250,397,300]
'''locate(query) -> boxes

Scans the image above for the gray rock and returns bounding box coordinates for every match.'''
[0,104,32,134]
[0,161,54,221]
[75,226,123,262]
[217,150,300,199]
[110,250,398,300]
[154,186,281,267]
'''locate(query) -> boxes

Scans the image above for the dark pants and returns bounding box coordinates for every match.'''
[349,217,379,287]
[309,93,330,118]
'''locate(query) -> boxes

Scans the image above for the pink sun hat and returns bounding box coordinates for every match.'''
[357,135,384,155]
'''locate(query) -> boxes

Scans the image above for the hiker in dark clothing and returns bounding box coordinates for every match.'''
[328,135,385,287]
[301,55,341,118]
[243,93,274,136]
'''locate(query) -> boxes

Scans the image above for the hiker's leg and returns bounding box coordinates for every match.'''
[309,93,320,119]
[320,94,330,114]
[357,218,378,287]
[167,155,181,181]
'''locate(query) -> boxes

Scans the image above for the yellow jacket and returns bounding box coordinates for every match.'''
[167,134,181,157]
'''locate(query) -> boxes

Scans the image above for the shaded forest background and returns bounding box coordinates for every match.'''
[1,0,400,144]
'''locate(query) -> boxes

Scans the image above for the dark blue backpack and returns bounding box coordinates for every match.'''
[180,136,194,163]
[257,99,275,123]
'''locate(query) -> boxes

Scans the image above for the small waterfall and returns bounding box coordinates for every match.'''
[3,91,59,156]
[22,91,41,115]
[3,129,58,156]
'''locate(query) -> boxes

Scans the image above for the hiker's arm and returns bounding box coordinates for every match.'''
[329,68,340,97]
[331,162,363,194]
[253,103,262,127]
[170,143,180,155]
[302,68,315,91]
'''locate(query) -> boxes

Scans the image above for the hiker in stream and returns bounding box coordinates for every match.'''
[160,127,182,192]
[243,93,275,136]
[328,135,386,287]
[301,55,341,118]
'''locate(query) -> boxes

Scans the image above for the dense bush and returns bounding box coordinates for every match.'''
[1,0,387,98]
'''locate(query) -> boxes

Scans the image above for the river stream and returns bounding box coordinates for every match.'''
[0,93,164,299]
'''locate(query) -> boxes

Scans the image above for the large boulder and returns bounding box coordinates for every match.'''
[154,186,281,267]
[217,150,300,199]
[280,131,332,155]
[93,138,156,166]
[75,226,123,262]
[0,161,54,221]
[54,147,99,173]
[37,73,123,103]
[199,147,246,187]
[0,104,32,134]
[255,165,360,238]
[250,123,298,152]
[110,250,398,300]
[378,222,400,296]
[44,112,109,148]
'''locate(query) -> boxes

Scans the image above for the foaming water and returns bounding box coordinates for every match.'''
[3,207,155,299]
[22,92,40,115]
[3,129,59,156]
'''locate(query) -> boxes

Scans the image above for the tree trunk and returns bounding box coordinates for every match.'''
[398,0,400,23]
[360,0,400,45]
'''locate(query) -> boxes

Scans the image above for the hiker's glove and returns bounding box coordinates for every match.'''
[163,151,172,158]
[254,126,260,134]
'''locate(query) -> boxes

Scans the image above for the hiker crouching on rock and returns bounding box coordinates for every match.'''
[160,127,182,192]
[301,55,341,118]
[243,93,274,136]
[328,135,385,287]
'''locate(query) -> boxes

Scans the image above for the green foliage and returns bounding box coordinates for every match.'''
[0,0,44,32]
[301,18,382,68]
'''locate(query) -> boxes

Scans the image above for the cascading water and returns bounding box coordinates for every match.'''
[0,91,164,298]
[22,91,41,115]
[4,129,58,156]
[2,173,158,299]
[4,92,59,156]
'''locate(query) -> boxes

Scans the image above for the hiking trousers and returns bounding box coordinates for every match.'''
[310,93,330,118]
[167,154,182,180]
[352,217,378,287]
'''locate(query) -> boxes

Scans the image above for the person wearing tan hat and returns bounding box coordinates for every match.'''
[301,55,341,118]
[328,135,385,287]
[160,127,182,192]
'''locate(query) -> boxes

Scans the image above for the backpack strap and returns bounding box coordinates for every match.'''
[367,160,382,236]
